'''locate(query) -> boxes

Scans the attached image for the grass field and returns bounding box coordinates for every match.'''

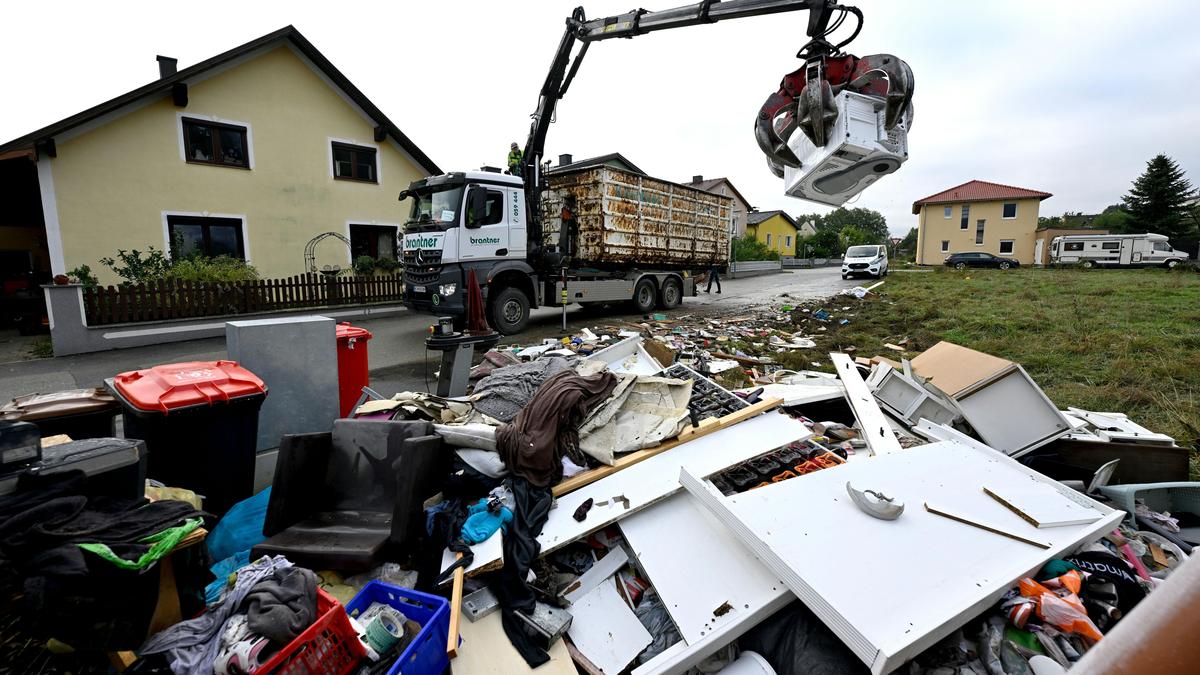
[780,266,1200,466]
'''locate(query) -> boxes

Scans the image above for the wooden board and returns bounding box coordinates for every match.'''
[983,483,1104,528]
[448,411,810,576]
[567,579,653,675]
[554,398,782,497]
[452,610,576,675]
[620,493,788,645]
[447,552,464,658]
[909,341,1013,398]
[681,439,1124,675]
[830,353,902,456]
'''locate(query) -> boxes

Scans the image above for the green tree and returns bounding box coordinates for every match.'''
[898,227,918,252]
[731,235,779,261]
[1092,208,1134,233]
[815,207,889,243]
[1122,154,1197,241]
[839,225,871,248]
[796,228,843,258]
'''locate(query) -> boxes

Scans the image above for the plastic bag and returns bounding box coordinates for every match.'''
[1018,571,1103,642]
[207,487,271,562]
[633,589,681,666]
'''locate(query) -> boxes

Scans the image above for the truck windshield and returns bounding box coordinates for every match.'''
[845,246,879,258]
[406,187,464,231]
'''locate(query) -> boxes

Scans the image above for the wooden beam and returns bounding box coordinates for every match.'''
[830,353,902,456]
[553,397,782,497]
[447,552,464,658]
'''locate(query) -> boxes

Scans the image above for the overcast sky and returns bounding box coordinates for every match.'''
[3,0,1199,234]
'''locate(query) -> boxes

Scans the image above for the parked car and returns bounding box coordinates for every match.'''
[841,245,889,279]
[943,252,1020,270]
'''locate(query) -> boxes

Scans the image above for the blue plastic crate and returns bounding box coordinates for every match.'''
[345,581,450,675]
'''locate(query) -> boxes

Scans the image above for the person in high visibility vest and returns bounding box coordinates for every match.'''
[507,142,523,175]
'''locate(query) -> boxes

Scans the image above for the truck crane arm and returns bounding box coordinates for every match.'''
[519,0,913,256]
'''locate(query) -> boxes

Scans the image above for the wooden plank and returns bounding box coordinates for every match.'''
[910,341,1014,398]
[553,398,783,497]
[447,552,464,659]
[449,411,810,577]
[680,440,1124,675]
[830,353,903,456]
[924,503,1051,548]
[620,493,787,646]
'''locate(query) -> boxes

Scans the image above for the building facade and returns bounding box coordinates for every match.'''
[912,180,1052,266]
[0,27,440,284]
[746,210,800,257]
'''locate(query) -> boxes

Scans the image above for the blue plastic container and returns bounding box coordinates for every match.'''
[345,581,450,675]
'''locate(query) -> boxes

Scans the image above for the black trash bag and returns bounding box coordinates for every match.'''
[738,601,868,675]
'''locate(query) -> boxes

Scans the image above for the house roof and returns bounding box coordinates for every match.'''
[548,152,645,175]
[746,210,798,230]
[685,177,752,209]
[0,26,440,175]
[911,180,1052,214]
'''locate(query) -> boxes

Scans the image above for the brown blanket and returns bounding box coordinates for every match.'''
[497,369,618,486]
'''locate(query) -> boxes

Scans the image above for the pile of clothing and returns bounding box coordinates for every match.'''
[0,470,203,651]
[140,556,319,675]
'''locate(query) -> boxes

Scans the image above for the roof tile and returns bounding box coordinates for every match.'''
[911,180,1051,214]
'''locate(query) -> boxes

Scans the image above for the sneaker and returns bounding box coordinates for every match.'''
[214,615,276,675]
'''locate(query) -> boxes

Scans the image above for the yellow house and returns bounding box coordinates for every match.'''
[746,210,800,257]
[0,26,440,284]
[913,180,1052,266]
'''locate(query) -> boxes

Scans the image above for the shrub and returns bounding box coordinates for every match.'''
[100,246,172,284]
[164,256,260,283]
[731,235,780,262]
[67,264,100,289]
[353,255,378,276]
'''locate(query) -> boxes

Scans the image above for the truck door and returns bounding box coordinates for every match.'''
[1120,239,1134,265]
[459,186,510,260]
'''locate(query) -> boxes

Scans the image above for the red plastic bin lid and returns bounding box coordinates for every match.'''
[335,322,373,341]
[111,360,267,414]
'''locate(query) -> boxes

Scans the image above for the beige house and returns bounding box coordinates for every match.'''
[686,176,752,238]
[0,26,440,284]
[913,180,1052,265]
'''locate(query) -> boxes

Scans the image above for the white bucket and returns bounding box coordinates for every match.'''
[719,650,776,675]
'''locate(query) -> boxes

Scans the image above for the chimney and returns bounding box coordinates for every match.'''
[692,175,703,183]
[558,153,573,167]
[156,55,177,79]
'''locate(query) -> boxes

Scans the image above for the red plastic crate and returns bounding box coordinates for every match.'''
[257,588,366,675]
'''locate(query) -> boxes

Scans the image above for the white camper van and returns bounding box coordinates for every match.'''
[1049,233,1189,268]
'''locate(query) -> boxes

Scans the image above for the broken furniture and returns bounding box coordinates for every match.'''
[425,328,501,397]
[1022,436,1191,484]
[681,437,1122,675]
[865,362,959,428]
[910,341,1072,458]
[1099,482,1200,553]
[659,362,749,423]
[254,419,443,571]
[588,334,666,375]
[0,436,147,500]
[1062,408,1179,445]
[831,352,902,456]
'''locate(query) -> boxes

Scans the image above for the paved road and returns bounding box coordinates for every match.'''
[0,266,856,402]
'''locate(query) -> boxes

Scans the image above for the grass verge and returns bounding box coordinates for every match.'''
[777,267,1200,470]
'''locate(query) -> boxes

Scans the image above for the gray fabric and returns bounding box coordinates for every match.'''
[139,555,293,675]
[244,567,319,645]
[472,357,572,422]
[434,423,498,451]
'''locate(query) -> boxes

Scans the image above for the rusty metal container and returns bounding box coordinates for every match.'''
[543,166,731,269]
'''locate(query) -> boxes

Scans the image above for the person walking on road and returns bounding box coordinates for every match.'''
[705,264,722,294]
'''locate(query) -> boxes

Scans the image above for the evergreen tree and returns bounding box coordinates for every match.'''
[1122,154,1197,240]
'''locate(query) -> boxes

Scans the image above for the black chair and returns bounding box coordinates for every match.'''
[253,419,447,571]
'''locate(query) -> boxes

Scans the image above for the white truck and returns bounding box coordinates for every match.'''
[1049,233,1190,269]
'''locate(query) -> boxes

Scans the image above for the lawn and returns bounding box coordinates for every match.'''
[781,266,1200,461]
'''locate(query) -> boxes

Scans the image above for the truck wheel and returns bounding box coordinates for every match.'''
[488,287,529,335]
[1082,260,1094,269]
[1166,259,1180,269]
[658,277,682,309]
[632,278,657,314]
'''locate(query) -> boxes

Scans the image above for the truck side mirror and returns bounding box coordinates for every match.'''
[467,187,487,229]
[398,189,412,202]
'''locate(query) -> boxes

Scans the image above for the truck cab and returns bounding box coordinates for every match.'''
[400,171,531,321]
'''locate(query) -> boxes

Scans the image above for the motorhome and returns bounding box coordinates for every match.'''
[1049,233,1189,268]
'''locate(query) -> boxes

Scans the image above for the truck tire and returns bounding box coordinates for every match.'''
[488,286,530,335]
[658,277,682,309]
[1081,260,1094,269]
[1166,259,1181,269]
[632,278,657,314]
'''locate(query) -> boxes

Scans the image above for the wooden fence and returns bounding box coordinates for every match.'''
[82,273,404,326]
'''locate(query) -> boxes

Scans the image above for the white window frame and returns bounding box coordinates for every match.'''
[975,219,986,246]
[176,112,255,169]
[1002,203,1018,219]
[785,235,792,249]
[766,233,772,247]
[999,239,1015,255]
[161,210,251,262]
[329,137,382,184]
[940,240,949,253]
[943,205,952,219]
[344,220,402,266]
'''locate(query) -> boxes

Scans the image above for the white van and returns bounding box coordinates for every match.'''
[842,244,889,279]
[1049,233,1189,268]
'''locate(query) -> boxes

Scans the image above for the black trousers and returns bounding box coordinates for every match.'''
[706,267,721,292]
